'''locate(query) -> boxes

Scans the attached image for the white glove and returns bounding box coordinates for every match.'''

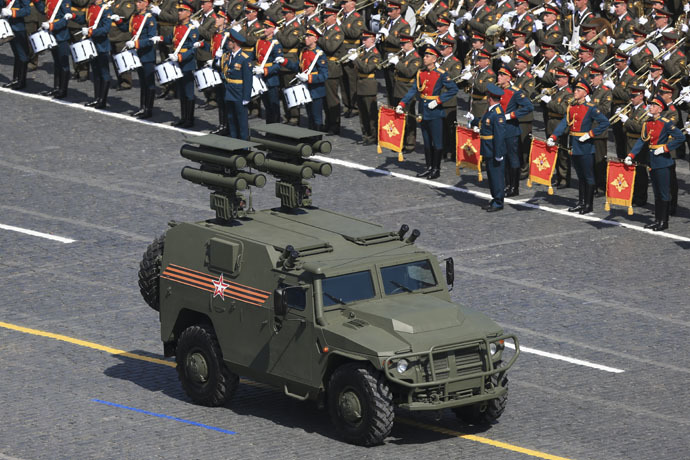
[566,1,575,11]
[388,55,399,66]
[532,7,545,15]
[567,67,578,77]
[296,72,309,82]
[578,132,591,142]
[500,54,511,63]
[253,66,264,75]
[125,40,135,49]
[608,5,615,14]
[599,2,605,10]
[535,69,545,78]
[205,59,213,67]
[585,95,591,103]
[619,113,629,123]
[150,5,161,15]
[685,2,690,12]
[460,70,472,80]
[242,100,249,105]
[604,78,615,89]
[563,52,572,61]
[259,1,270,10]
[428,100,438,109]
[371,13,380,21]
[450,9,459,17]
[683,94,690,103]
[232,24,241,32]
[638,16,647,25]
[395,105,404,114]
[629,46,641,56]
[624,156,633,166]
[347,52,358,62]
[2,8,12,16]
[605,36,614,45]
[682,24,689,33]
[546,137,556,147]
[534,20,543,31]
[168,53,179,61]
[190,19,200,28]
[215,48,224,58]
[541,95,552,104]
[151,35,162,44]
[81,27,89,36]
[274,56,285,64]
[63,13,72,20]
[213,0,223,4]
[424,36,435,46]
[193,41,202,49]
[472,126,480,133]
[378,27,389,37]
[462,12,472,22]
[41,21,50,30]
[503,21,513,31]
[464,112,474,121]
[505,112,512,120]
[663,52,672,61]
[653,147,665,155]
[644,89,651,99]
[110,14,121,21]
[496,156,504,161]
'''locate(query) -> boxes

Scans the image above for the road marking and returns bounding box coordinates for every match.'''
[92,399,235,434]
[504,343,624,374]
[1,320,574,458]
[2,87,688,242]
[0,223,76,243]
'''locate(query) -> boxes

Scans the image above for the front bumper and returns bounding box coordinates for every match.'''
[382,334,519,411]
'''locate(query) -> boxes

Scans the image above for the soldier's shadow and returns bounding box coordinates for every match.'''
[375,154,427,175]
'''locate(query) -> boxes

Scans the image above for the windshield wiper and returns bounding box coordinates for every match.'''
[390,281,413,293]
[324,292,346,305]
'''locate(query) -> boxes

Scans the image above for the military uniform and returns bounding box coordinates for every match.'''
[286,43,328,130]
[318,16,344,134]
[1,0,31,90]
[240,12,262,117]
[509,9,534,42]
[24,1,45,70]
[380,12,410,106]
[275,7,301,124]
[590,81,613,193]
[263,0,283,23]
[535,21,563,47]
[611,63,637,158]
[564,7,594,44]
[167,15,199,127]
[80,1,112,108]
[254,35,284,124]
[469,61,496,120]
[39,0,73,98]
[225,0,244,20]
[129,9,157,118]
[465,2,494,35]
[438,50,462,159]
[339,9,364,116]
[152,0,179,99]
[545,82,574,185]
[221,46,252,139]
[514,65,536,179]
[612,10,635,47]
[392,46,421,153]
[108,0,135,89]
[623,100,649,205]
[420,0,448,32]
[354,42,381,144]
[67,0,89,80]
[472,95,507,210]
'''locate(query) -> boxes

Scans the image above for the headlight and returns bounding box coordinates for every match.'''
[489,343,497,355]
[396,359,409,373]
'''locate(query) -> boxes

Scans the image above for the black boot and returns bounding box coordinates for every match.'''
[506,168,520,197]
[95,80,110,109]
[133,87,147,117]
[512,168,520,196]
[644,200,661,229]
[85,78,102,107]
[211,101,228,135]
[654,200,669,231]
[427,150,442,179]
[417,149,433,177]
[580,184,594,214]
[504,167,513,195]
[41,71,60,96]
[568,182,585,213]
[15,61,28,90]
[181,99,195,128]
[172,97,187,126]
[3,60,19,88]
[140,88,155,119]
[53,70,70,99]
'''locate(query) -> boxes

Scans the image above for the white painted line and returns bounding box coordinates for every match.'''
[0,223,76,243]
[504,342,625,374]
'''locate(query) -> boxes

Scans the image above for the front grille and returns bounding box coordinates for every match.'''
[421,346,484,383]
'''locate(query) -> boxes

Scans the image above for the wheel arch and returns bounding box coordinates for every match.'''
[163,308,215,357]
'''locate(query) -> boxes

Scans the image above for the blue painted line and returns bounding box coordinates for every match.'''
[91,399,236,435]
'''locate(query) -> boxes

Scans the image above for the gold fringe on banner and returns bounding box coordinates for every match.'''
[605,201,611,211]
[478,171,483,182]
[377,144,382,154]
[527,178,532,188]
[628,206,633,215]
[398,151,404,162]
[548,185,553,195]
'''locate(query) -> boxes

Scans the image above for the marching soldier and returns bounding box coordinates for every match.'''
[397,45,458,179]
[390,32,421,154]
[209,7,230,135]
[24,0,44,72]
[434,16,454,52]
[609,50,637,158]
[108,0,136,91]
[195,0,217,107]
[534,4,563,47]
[618,85,649,205]
[378,0,410,106]
[1,0,30,90]
[38,0,73,98]
[461,48,495,122]
[252,18,284,124]
[540,67,574,188]
[513,51,536,180]
[276,3,301,125]
[533,38,565,90]
[165,0,199,127]
[79,0,113,108]
[124,0,159,119]
[624,95,684,231]
[149,0,179,99]
[347,29,380,144]
[648,8,671,47]
[580,20,610,65]
[318,7,344,134]
[438,35,462,160]
[657,81,682,214]
[647,60,665,100]
[611,0,634,47]
[339,0,365,118]
[588,66,613,195]
[628,26,654,73]
[221,28,252,140]
[68,0,90,82]
[547,79,610,215]
[240,2,261,118]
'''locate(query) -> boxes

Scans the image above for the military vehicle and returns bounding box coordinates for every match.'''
[138,125,520,446]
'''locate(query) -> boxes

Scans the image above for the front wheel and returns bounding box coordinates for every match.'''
[327,363,394,446]
[453,375,508,426]
[175,324,239,407]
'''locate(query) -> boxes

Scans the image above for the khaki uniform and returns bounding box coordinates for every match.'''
[624,102,649,205]
[612,12,635,47]
[465,3,494,35]
[318,24,344,133]
[509,12,534,41]
[611,66,637,158]
[196,11,217,64]
[25,1,45,69]
[225,0,244,20]
[393,49,421,152]
[535,22,563,47]
[514,70,536,176]
[469,66,496,120]
[545,85,574,184]
[590,84,613,192]
[264,0,283,23]
[108,0,136,88]
[629,43,654,72]
[439,55,462,158]
[354,46,381,142]
[339,11,365,114]
[276,17,302,124]
[380,16,410,106]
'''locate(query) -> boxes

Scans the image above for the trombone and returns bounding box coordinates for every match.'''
[609,101,633,124]
[532,85,558,103]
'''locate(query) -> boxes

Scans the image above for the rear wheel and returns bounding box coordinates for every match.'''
[138,235,165,311]
[176,324,238,407]
[327,363,394,446]
[453,375,508,426]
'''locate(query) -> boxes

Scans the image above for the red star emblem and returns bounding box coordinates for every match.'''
[212,273,230,300]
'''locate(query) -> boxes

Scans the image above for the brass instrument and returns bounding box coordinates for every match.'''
[586,27,609,46]
[532,86,558,103]
[453,64,478,84]
[609,101,633,123]
[637,37,687,78]
[490,45,515,57]
[377,48,405,69]
[413,0,441,33]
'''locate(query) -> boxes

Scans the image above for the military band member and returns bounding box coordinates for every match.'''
[548,79,610,214]
[659,31,686,87]
[339,0,365,118]
[580,20,610,65]
[648,8,671,46]
[570,41,597,82]
[438,35,461,160]
[241,3,262,118]
[397,45,458,180]
[209,7,229,135]
[302,0,321,31]
[456,0,492,62]
[628,26,654,73]
[611,0,634,47]
[657,81,682,214]
[540,67,574,188]
[287,25,328,130]
[348,29,380,144]
[221,29,252,139]
[433,15,453,52]
[165,1,199,127]
[647,60,664,100]
[619,85,649,205]
[379,0,409,106]
[225,0,243,21]
[389,33,421,154]
[508,0,534,42]
[418,0,448,33]
[149,0,179,99]
[461,48,495,122]
[108,0,135,90]
[68,0,89,81]
[195,0,217,106]
[276,3,301,125]
[122,0,158,118]
[534,3,563,46]
[261,0,282,23]
[318,7,344,134]
[513,51,535,179]
[588,66,613,195]
[625,95,684,231]
[79,0,112,108]
[1,0,31,90]
[252,18,283,124]
[610,50,636,158]
[564,0,594,46]
[24,0,43,72]
[38,0,73,98]
[533,38,565,90]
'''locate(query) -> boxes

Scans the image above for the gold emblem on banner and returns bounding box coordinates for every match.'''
[383,120,400,138]
[611,173,629,192]
[532,152,550,171]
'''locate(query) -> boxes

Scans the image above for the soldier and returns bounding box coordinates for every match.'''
[221,28,252,139]
[464,31,488,69]
[276,3,301,125]
[455,0,493,61]
[580,20,610,65]
[534,4,563,47]
[470,83,507,212]
[261,0,283,23]
[108,0,136,91]
[225,0,243,21]
[302,0,321,31]
[24,0,44,72]
[251,18,283,124]
[609,50,637,158]
[124,0,159,118]
[378,0,409,106]
[68,0,89,81]
[532,38,565,90]
[618,85,649,205]
[647,60,664,100]
[540,67,574,188]
[149,0,179,99]
[624,95,684,231]
[657,81,682,214]
[241,3,262,118]
[418,0,449,33]
[438,35,462,160]
[389,32,421,154]
[628,26,654,73]
[195,0,217,107]
[1,0,30,90]
[397,45,458,179]
[460,47,495,121]
[346,29,380,144]
[79,0,112,108]
[659,31,686,86]
[495,64,534,197]
[569,41,597,82]
[339,0,365,118]
[318,7,344,135]
[38,0,73,98]
[209,7,230,135]
[564,0,594,47]
[513,52,536,180]
[648,8,671,47]
[509,30,530,58]
[611,0,634,47]
[588,66,613,195]
[434,16,454,51]
[547,79,610,214]
[508,0,534,42]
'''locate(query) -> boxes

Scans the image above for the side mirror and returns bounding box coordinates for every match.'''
[274,287,288,316]
[445,257,454,291]
[274,285,306,316]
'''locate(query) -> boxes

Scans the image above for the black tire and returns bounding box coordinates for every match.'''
[175,324,239,407]
[453,375,508,426]
[138,235,165,311]
[327,363,394,446]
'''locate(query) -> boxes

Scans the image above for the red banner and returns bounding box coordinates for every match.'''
[526,138,558,195]
[455,126,482,181]
[605,160,637,215]
[377,106,406,160]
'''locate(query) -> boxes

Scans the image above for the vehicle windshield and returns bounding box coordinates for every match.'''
[321,270,376,307]
[380,260,437,295]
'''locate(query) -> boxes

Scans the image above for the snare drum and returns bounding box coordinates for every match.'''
[283,84,312,109]
[113,50,141,74]
[251,75,267,98]
[155,61,182,84]
[0,19,14,46]
[193,67,222,90]
[70,39,97,63]
[29,30,57,54]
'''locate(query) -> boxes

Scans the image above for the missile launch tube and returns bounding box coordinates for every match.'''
[180,145,248,169]
[181,167,249,190]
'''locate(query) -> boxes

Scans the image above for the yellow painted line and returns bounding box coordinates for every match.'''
[1,320,572,459]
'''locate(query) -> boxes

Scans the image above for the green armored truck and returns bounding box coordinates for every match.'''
[138,127,519,446]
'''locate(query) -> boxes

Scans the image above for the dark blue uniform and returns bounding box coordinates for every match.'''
[38,0,72,97]
[498,85,534,169]
[254,38,284,124]
[286,46,328,129]
[75,2,111,107]
[472,103,507,209]
[221,48,252,140]
[1,0,31,89]
[130,11,157,117]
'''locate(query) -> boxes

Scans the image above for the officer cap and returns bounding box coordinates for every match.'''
[177,0,195,12]
[476,48,491,59]
[579,41,595,53]
[650,96,667,110]
[303,0,318,7]
[306,25,322,38]
[589,65,604,75]
[399,33,414,43]
[516,51,532,64]
[215,7,228,20]
[514,0,527,4]
[436,15,451,27]
[575,79,593,95]
[441,35,455,46]
[388,0,403,8]
[650,60,663,71]
[655,7,672,17]
[264,18,278,28]
[230,29,246,44]
[581,20,598,31]
[245,2,260,12]
[614,50,628,61]
[632,25,646,37]
[498,65,516,78]
[629,84,645,94]
[659,79,674,92]
[543,4,560,15]
[511,29,527,39]
[282,3,297,12]
[471,31,486,41]
[650,0,664,4]
[553,66,569,78]
[487,83,504,98]
[323,6,339,16]
[527,0,541,6]
[540,37,560,50]
[361,29,377,39]
[612,0,625,4]
[424,45,441,57]
[661,30,679,41]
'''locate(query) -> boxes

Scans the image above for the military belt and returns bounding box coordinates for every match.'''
[626,133,640,138]
[241,47,253,52]
[650,144,665,149]
[570,131,590,137]
[328,57,339,61]
[383,46,398,53]
[343,39,358,44]
[480,135,494,140]
[471,94,487,100]
[395,76,414,82]
[358,73,374,78]
[548,112,564,118]
[421,94,438,100]
[226,79,243,84]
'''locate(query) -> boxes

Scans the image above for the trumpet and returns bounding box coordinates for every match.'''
[609,102,633,123]
[532,86,558,103]
[453,64,478,84]
[377,48,406,69]
[338,44,366,63]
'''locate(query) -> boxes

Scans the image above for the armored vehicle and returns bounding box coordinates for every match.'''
[138,126,519,446]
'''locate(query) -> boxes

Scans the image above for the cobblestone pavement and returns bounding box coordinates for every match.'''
[1,47,689,460]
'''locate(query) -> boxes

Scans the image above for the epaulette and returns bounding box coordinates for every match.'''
[679,51,685,57]
[413,51,420,57]
[526,15,533,22]
[602,86,610,91]
[644,48,651,54]
[401,18,408,25]
[483,5,490,11]
[373,48,380,54]
[241,52,248,58]
[354,11,360,17]
[437,68,445,73]
[566,87,573,93]
[556,57,564,63]
[670,105,677,110]
[496,106,502,114]
[661,117,670,122]
[526,71,533,78]
[487,68,495,74]
[626,69,635,76]
[335,25,340,31]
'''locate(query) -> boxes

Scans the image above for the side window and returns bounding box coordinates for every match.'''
[283,285,306,311]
